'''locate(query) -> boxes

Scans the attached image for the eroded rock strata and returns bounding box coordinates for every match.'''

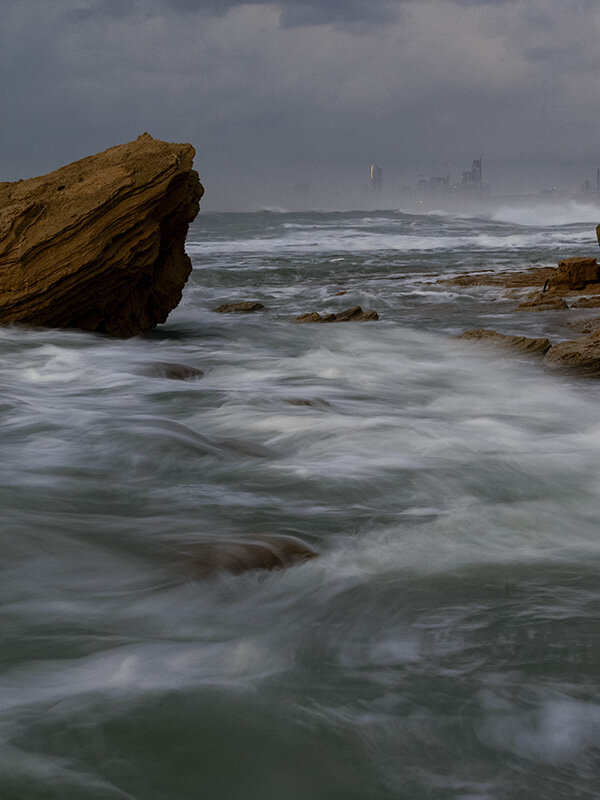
[458,328,552,356]
[544,335,600,378]
[0,134,202,336]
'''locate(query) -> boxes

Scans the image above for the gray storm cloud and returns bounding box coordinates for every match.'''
[2,0,600,207]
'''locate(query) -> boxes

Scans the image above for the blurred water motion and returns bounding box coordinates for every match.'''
[1,208,599,799]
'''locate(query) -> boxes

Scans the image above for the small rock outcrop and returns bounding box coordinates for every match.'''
[571,296,600,308]
[567,317,600,335]
[544,334,600,378]
[458,328,552,356]
[213,301,266,313]
[295,306,379,323]
[517,294,569,311]
[0,134,202,336]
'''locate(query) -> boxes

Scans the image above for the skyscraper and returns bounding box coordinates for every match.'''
[370,165,382,192]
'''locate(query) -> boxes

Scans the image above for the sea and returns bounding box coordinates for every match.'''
[1,202,600,799]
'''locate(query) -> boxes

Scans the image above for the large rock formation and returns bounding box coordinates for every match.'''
[546,257,600,293]
[0,134,202,336]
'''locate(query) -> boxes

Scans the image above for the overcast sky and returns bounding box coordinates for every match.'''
[2,0,600,208]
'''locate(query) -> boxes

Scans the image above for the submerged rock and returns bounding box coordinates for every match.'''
[141,362,204,380]
[0,134,202,336]
[283,398,331,407]
[544,334,600,378]
[295,305,379,323]
[458,328,552,356]
[213,301,266,313]
[186,534,319,577]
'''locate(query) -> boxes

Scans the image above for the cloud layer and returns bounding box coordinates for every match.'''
[2,0,600,206]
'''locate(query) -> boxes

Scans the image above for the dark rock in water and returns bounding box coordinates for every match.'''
[295,305,379,323]
[458,328,552,356]
[186,534,318,577]
[213,301,266,313]
[546,257,600,292]
[571,296,600,308]
[141,362,204,380]
[544,334,600,378]
[283,398,331,407]
[0,134,202,336]
[596,223,600,249]
[517,294,569,311]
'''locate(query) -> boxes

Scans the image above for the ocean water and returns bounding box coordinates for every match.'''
[1,205,600,799]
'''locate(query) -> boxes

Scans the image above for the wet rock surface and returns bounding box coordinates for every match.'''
[571,296,600,308]
[0,134,202,336]
[442,267,556,288]
[544,334,600,378]
[458,328,552,356]
[185,534,319,577]
[295,305,379,323]
[213,301,266,313]
[517,294,569,311]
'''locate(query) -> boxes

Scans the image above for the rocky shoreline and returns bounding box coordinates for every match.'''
[444,245,600,378]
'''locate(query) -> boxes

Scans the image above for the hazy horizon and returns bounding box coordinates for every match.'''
[3,0,600,211]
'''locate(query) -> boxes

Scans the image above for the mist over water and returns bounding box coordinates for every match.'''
[2,207,600,799]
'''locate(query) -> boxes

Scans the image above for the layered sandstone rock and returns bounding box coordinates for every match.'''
[457,328,552,356]
[544,334,600,378]
[546,257,600,293]
[442,267,556,288]
[517,294,569,311]
[0,134,202,336]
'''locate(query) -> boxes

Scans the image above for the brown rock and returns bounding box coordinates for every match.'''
[0,134,202,337]
[567,316,600,335]
[294,305,379,323]
[544,334,600,377]
[442,266,556,288]
[596,223,600,249]
[571,296,600,308]
[457,328,552,356]
[213,301,266,313]
[517,294,569,311]
[186,534,319,577]
[546,257,600,292]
